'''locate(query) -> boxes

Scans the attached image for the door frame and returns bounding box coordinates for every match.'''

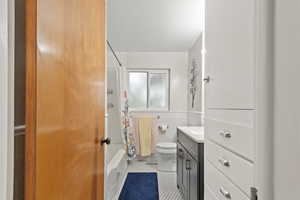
[24,0,36,199]
[0,0,15,199]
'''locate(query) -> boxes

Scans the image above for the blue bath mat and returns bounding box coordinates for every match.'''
[118,173,159,200]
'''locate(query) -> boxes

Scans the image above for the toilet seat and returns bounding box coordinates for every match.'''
[156,142,177,154]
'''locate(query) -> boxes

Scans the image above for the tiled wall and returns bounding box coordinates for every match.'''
[187,112,202,126]
[130,112,188,143]
[106,49,124,165]
[116,52,189,144]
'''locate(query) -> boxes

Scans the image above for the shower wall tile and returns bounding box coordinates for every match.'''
[187,112,202,126]
[187,35,203,126]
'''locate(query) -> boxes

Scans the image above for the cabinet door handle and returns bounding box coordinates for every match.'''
[186,160,191,170]
[220,130,232,138]
[203,76,210,83]
[219,158,230,167]
[250,187,258,200]
[178,149,184,158]
[219,187,231,199]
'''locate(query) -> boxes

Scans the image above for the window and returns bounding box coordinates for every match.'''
[128,69,170,111]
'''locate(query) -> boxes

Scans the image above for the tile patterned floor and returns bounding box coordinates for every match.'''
[159,190,183,200]
[127,160,183,200]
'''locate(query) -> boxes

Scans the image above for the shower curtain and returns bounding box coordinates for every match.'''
[119,67,137,159]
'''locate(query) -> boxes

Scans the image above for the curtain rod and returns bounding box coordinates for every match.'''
[106,40,122,67]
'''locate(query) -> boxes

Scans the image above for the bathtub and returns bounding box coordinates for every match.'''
[105,148,128,200]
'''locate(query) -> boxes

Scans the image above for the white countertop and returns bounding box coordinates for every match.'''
[177,126,204,143]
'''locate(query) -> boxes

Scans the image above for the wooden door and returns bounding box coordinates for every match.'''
[25,0,106,200]
[205,0,255,109]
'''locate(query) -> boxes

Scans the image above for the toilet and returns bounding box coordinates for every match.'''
[156,142,177,172]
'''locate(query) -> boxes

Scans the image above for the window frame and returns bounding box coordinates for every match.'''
[127,68,171,112]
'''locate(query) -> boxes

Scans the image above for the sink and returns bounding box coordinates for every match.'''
[177,126,204,143]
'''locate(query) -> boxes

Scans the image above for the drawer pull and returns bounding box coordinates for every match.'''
[220,130,232,138]
[219,187,231,199]
[218,158,230,167]
[203,76,211,83]
[186,160,191,170]
[178,148,184,158]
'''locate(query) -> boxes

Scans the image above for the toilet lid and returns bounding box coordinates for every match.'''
[156,142,177,149]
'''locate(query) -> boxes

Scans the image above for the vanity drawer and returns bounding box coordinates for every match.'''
[177,130,199,160]
[206,140,254,195]
[205,110,255,161]
[206,161,250,200]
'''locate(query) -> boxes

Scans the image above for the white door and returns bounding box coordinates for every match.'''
[205,0,255,109]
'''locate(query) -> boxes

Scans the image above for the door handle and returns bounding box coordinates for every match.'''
[250,187,258,200]
[218,158,230,167]
[186,160,191,170]
[178,149,184,158]
[203,76,210,83]
[219,187,231,199]
[220,130,232,138]
[101,137,111,146]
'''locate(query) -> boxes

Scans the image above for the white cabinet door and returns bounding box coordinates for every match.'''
[205,0,255,109]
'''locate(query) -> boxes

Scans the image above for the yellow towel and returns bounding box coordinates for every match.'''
[138,117,153,156]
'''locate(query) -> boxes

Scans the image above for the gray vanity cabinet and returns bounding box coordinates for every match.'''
[189,155,198,200]
[177,144,184,189]
[177,129,204,200]
[177,144,184,196]
[177,143,189,200]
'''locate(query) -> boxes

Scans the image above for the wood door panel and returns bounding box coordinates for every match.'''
[26,0,106,199]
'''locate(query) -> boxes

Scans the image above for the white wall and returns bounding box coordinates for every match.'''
[118,52,189,143]
[187,35,202,126]
[0,0,14,199]
[274,0,300,199]
[119,52,189,112]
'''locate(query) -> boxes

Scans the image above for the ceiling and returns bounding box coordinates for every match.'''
[107,0,203,52]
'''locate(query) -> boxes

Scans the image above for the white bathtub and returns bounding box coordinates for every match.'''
[105,148,128,200]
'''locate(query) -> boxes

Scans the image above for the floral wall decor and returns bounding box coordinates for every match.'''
[189,58,199,108]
